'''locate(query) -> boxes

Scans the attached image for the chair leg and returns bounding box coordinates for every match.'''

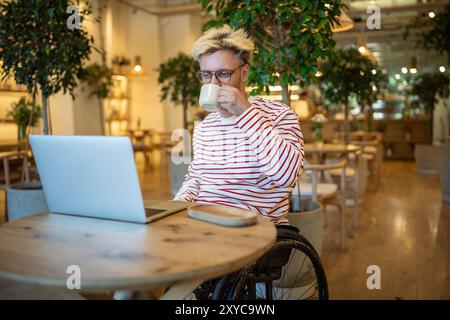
[339,199,346,248]
[3,158,10,187]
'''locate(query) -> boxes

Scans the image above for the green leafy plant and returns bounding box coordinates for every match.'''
[80,63,114,135]
[404,2,450,62]
[158,53,201,129]
[319,47,387,143]
[7,97,41,140]
[0,0,94,134]
[410,72,450,140]
[199,0,345,106]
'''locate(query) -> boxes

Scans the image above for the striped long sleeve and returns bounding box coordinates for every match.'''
[173,97,304,224]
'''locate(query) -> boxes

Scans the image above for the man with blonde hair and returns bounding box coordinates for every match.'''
[174,25,304,224]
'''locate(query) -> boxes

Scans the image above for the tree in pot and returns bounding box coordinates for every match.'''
[199,0,345,107]
[410,72,450,142]
[0,0,94,221]
[319,47,386,144]
[0,0,94,135]
[404,2,450,62]
[79,63,114,135]
[158,52,201,130]
[7,97,41,141]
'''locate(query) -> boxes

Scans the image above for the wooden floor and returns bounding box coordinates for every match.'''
[0,159,449,299]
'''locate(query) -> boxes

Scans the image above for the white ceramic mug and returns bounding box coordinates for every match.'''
[199,84,220,112]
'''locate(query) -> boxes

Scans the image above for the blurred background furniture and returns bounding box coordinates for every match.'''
[128,128,154,171]
[415,144,441,175]
[293,157,348,247]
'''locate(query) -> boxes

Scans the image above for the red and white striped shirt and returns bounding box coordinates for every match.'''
[174,96,304,224]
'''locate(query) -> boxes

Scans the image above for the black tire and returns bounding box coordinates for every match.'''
[224,238,329,300]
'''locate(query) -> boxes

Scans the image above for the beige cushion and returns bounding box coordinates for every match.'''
[330,168,355,177]
[292,182,337,198]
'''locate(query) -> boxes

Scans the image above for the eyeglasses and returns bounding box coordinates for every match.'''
[196,63,247,84]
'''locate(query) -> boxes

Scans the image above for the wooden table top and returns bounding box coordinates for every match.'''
[0,203,276,292]
[304,143,360,154]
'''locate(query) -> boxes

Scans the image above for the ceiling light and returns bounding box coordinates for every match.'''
[439,66,446,73]
[395,74,401,80]
[428,11,435,18]
[401,67,408,74]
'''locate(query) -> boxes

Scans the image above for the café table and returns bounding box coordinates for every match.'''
[303,143,360,164]
[0,200,276,299]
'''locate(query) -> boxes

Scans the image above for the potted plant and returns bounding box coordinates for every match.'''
[79,63,114,135]
[112,56,131,75]
[311,113,327,147]
[0,0,94,221]
[158,52,201,131]
[410,72,450,141]
[200,0,345,106]
[7,97,41,141]
[319,48,387,144]
[404,2,450,62]
[0,0,93,135]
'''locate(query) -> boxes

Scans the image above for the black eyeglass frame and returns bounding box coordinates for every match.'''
[196,63,247,84]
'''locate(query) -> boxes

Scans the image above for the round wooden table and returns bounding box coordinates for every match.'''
[304,143,360,163]
[304,143,359,154]
[0,202,276,298]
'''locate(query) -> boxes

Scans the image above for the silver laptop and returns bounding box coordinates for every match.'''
[29,135,189,224]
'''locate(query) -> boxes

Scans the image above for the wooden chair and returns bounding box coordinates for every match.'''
[292,157,348,246]
[128,129,154,171]
[328,151,364,230]
[0,150,30,187]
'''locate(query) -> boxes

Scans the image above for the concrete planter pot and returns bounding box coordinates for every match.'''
[415,144,441,175]
[287,197,324,255]
[268,197,324,299]
[440,145,450,203]
[6,182,48,222]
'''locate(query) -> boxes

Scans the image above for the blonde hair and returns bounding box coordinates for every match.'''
[192,25,255,63]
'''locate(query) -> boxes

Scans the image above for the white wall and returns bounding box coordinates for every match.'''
[50,0,103,136]
[158,14,203,132]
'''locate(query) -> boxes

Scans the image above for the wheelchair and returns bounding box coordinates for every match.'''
[194,224,329,300]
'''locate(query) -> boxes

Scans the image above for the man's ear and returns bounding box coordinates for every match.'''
[241,64,249,82]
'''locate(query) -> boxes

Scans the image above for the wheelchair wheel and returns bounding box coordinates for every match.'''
[219,236,329,300]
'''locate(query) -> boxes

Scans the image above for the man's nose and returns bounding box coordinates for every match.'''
[211,74,221,85]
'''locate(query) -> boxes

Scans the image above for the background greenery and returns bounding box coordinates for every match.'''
[199,0,345,106]
[319,47,387,142]
[7,97,41,140]
[158,52,201,130]
[0,0,95,134]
